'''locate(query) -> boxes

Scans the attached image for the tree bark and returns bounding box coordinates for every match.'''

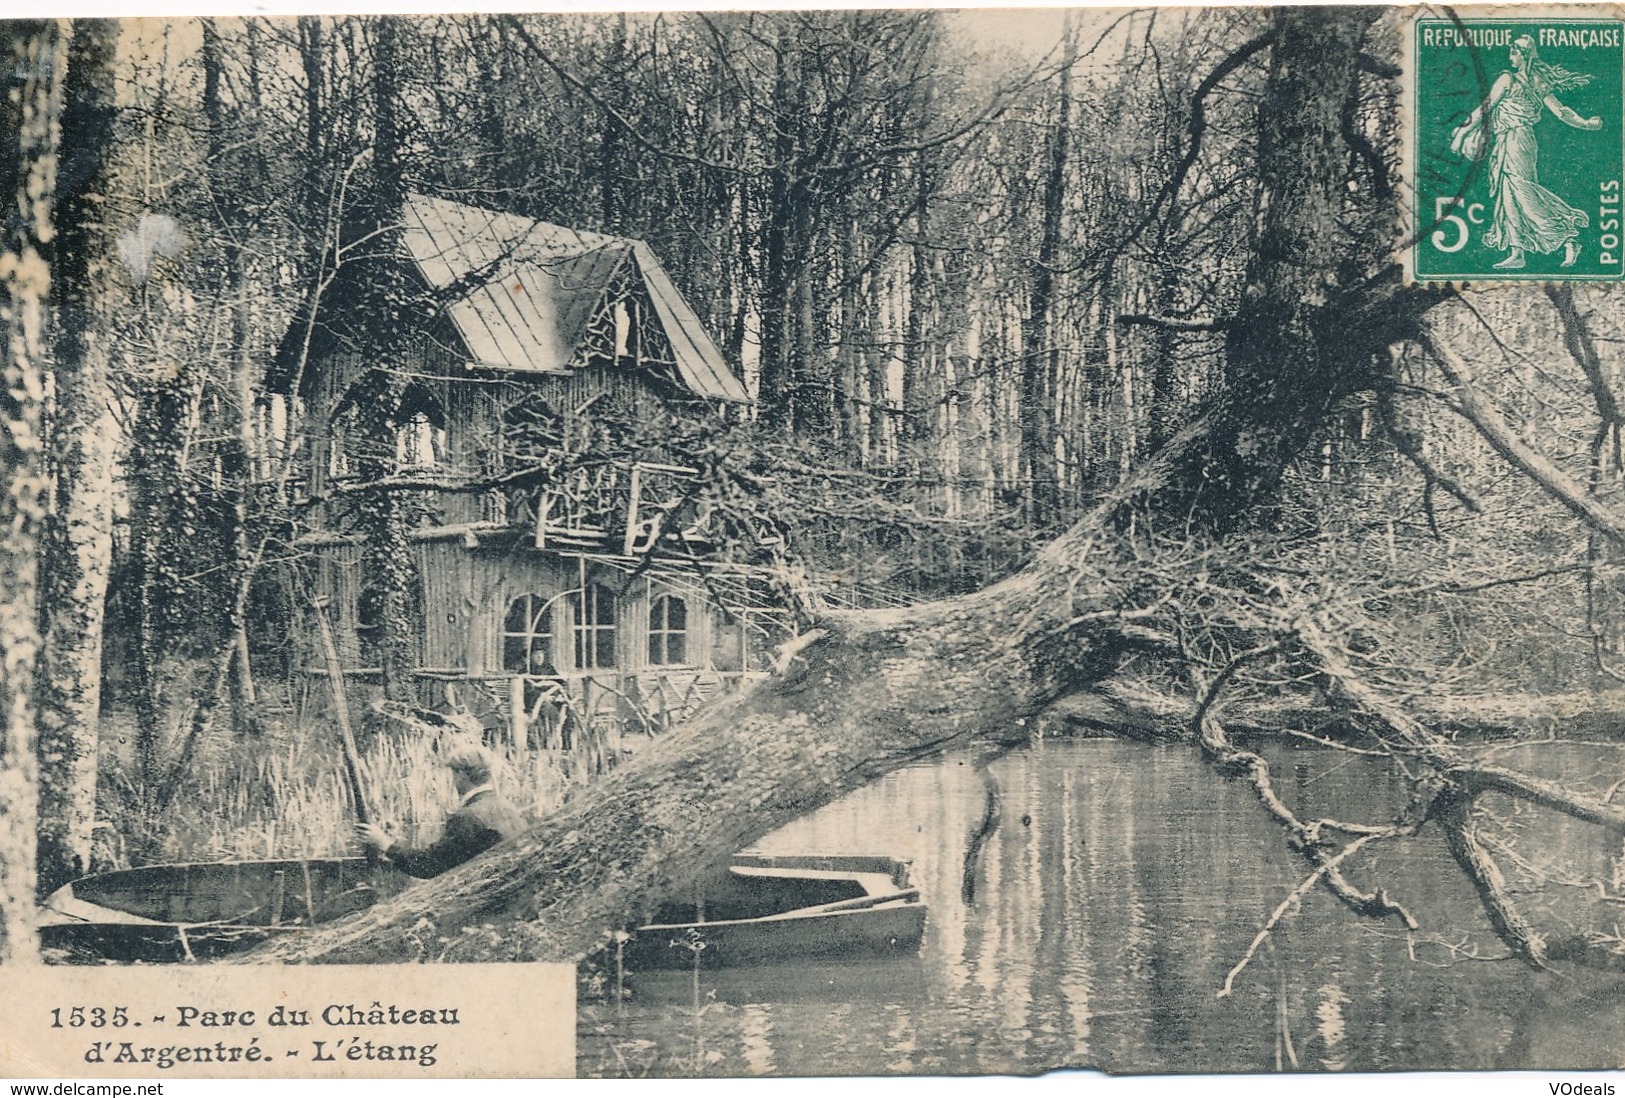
[355,15,419,703]
[0,18,62,963]
[37,18,120,897]
[204,17,264,740]
[298,16,326,271]
[866,268,891,464]
[756,29,798,433]
[1020,39,1072,529]
[1190,9,1431,523]
[837,222,867,454]
[126,380,187,795]
[598,14,626,233]
[1046,680,1625,742]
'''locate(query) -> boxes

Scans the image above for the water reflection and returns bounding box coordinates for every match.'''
[578,739,1625,1076]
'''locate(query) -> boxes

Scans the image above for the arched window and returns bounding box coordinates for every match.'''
[395,410,446,468]
[574,584,617,670]
[647,594,688,666]
[503,594,555,675]
[393,387,447,469]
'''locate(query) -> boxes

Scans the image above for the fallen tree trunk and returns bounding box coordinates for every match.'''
[239,533,1134,963]
[1046,682,1625,742]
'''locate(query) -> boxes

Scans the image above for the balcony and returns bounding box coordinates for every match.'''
[501,460,709,556]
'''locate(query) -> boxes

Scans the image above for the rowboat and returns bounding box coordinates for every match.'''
[38,852,928,968]
[624,852,928,968]
[38,857,406,962]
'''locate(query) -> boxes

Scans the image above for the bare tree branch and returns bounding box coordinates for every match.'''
[1438,790,1548,968]
[1420,320,1625,546]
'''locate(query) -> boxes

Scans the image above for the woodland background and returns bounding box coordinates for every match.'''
[4,8,1625,975]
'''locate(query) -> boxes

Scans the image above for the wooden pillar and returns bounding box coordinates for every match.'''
[508,675,525,748]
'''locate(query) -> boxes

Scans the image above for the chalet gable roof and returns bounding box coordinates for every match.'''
[274,194,754,406]
[403,194,749,403]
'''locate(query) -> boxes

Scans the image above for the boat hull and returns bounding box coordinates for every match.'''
[38,852,929,968]
[627,899,928,968]
[38,857,404,963]
[625,853,928,969]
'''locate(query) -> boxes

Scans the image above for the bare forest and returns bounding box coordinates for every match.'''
[4,8,1625,1035]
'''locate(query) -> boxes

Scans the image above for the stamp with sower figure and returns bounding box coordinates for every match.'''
[1409,10,1624,281]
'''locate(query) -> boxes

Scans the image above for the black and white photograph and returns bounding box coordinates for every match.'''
[3,3,1625,1082]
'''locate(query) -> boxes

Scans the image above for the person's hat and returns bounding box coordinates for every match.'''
[444,740,493,782]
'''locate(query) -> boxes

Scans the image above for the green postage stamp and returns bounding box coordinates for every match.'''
[1410,9,1625,281]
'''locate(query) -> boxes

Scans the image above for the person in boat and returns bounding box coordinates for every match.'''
[355,742,525,878]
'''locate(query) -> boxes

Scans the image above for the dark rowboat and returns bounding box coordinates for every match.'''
[38,857,407,962]
[624,852,928,968]
[39,851,928,967]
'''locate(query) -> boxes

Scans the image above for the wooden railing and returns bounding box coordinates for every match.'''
[500,460,706,554]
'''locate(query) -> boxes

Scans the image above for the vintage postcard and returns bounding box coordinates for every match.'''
[3,3,1625,1085]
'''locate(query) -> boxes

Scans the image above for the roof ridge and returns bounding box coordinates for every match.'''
[404,191,626,253]
[389,192,747,402]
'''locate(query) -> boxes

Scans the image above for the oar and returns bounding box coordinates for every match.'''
[310,596,376,845]
[795,888,922,917]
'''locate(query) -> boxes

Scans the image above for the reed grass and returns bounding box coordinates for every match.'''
[97,709,572,867]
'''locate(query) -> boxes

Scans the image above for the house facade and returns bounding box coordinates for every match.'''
[263,194,781,751]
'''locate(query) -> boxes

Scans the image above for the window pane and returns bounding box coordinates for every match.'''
[503,635,528,673]
[506,594,554,673]
[573,585,617,669]
[647,595,688,666]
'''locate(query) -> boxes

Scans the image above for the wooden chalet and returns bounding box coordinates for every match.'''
[262,194,778,748]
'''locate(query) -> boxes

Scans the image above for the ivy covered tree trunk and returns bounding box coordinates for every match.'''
[1188,8,1439,522]
[36,19,120,897]
[0,18,61,963]
[755,27,800,434]
[354,15,419,702]
[126,381,189,800]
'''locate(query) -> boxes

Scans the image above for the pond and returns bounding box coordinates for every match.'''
[577,738,1625,1077]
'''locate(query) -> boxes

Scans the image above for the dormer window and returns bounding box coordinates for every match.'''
[614,301,630,360]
